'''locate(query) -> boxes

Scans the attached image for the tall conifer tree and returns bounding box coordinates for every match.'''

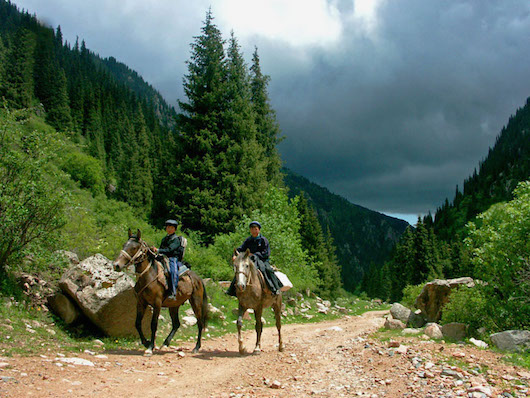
[250,47,282,184]
[3,28,36,108]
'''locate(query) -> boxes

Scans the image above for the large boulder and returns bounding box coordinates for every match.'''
[490,330,530,353]
[390,303,425,328]
[415,277,475,322]
[59,254,152,337]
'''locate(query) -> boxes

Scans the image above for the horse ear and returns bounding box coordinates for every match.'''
[233,248,239,257]
[244,248,251,258]
[128,228,132,238]
[137,229,142,240]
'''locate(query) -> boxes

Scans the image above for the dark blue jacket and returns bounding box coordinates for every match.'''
[237,235,270,262]
[158,234,183,260]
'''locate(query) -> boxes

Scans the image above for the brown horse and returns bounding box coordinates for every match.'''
[113,229,208,356]
[233,249,284,354]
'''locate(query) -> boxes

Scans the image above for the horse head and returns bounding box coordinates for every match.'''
[233,248,254,292]
[114,228,144,271]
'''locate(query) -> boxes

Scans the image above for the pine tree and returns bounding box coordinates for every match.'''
[172,10,230,237]
[297,195,342,298]
[173,11,279,240]
[250,47,282,184]
[3,28,36,108]
[132,103,153,213]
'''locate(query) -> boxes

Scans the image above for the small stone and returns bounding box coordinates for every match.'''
[270,380,282,389]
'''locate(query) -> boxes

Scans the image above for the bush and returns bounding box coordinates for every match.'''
[465,180,530,330]
[440,285,493,336]
[401,284,423,309]
[61,151,105,196]
[0,108,69,279]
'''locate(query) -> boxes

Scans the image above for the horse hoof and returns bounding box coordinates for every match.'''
[192,347,199,354]
[160,345,168,351]
[239,346,246,355]
[279,345,285,352]
[253,348,261,355]
[144,348,153,357]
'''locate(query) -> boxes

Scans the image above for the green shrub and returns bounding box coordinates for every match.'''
[0,108,69,279]
[440,285,494,336]
[401,284,424,309]
[61,151,105,196]
[465,180,530,330]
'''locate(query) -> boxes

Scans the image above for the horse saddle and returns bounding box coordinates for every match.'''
[157,257,190,289]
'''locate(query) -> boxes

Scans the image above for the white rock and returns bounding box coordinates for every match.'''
[469,338,488,349]
[182,316,197,326]
[55,357,95,367]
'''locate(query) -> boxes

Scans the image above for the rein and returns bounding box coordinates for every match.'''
[122,239,161,296]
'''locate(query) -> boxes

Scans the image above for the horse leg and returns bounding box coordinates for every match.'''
[273,297,284,352]
[161,306,180,350]
[237,304,247,355]
[253,307,263,354]
[189,290,205,353]
[145,302,162,357]
[135,298,149,349]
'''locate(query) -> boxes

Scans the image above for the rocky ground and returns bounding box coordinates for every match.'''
[0,310,529,398]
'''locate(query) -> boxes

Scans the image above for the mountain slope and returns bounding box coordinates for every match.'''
[433,96,530,241]
[283,169,409,291]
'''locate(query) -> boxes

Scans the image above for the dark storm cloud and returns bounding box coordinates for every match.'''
[268,1,530,215]
[11,0,530,221]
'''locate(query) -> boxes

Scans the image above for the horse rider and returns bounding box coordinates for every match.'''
[153,219,183,300]
[227,221,283,296]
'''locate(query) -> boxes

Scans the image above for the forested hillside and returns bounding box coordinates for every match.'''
[360,97,530,330]
[283,169,409,291]
[433,97,530,242]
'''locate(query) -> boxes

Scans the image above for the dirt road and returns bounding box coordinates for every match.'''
[1,311,529,397]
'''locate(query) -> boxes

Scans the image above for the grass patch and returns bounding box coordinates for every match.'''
[502,351,530,370]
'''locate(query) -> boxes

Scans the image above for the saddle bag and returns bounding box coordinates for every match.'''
[274,271,293,291]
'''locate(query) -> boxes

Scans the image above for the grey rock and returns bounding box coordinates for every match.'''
[384,318,406,330]
[424,322,443,339]
[390,302,425,328]
[59,254,152,337]
[390,302,411,323]
[490,330,530,353]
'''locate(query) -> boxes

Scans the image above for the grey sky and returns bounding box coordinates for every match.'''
[14,0,530,225]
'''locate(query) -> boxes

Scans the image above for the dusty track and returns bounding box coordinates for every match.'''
[1,310,529,397]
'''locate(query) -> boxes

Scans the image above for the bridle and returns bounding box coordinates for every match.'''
[120,239,154,278]
[119,238,166,295]
[234,256,258,288]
